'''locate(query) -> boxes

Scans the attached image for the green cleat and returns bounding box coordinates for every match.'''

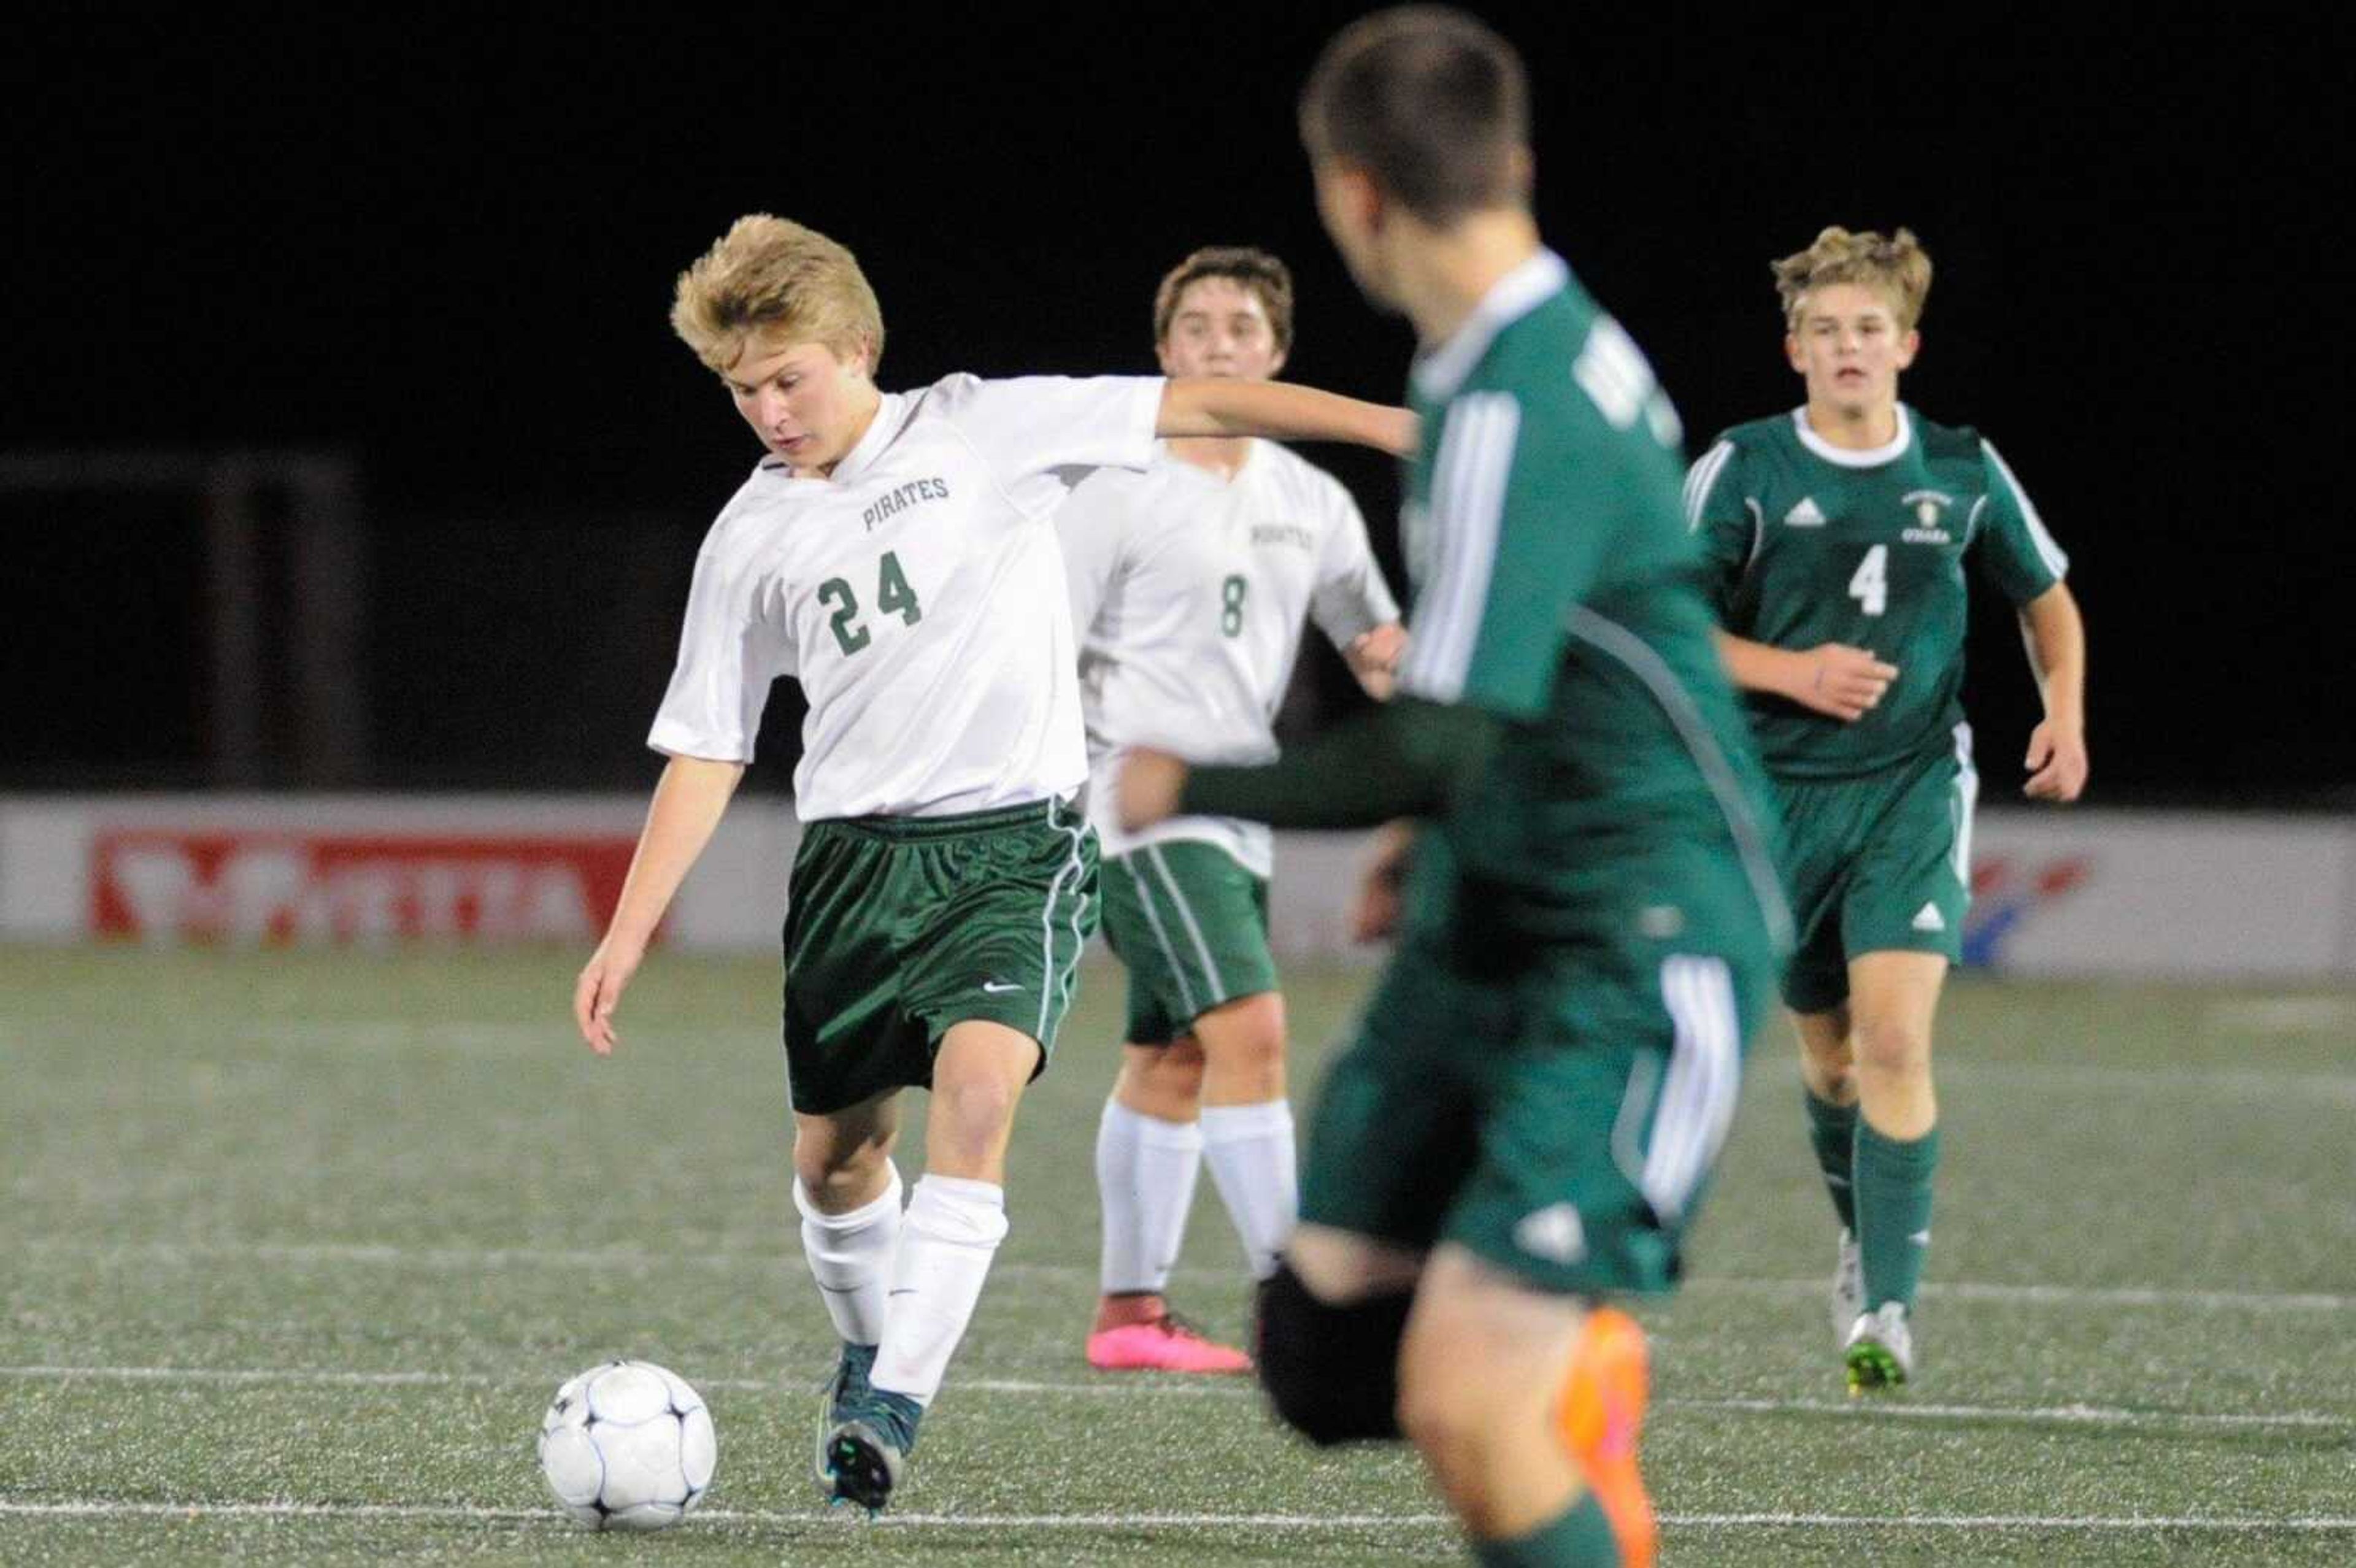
[818,1388,924,1515]
[1843,1302,1914,1394]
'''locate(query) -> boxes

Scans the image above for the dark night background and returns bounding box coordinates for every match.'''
[6,4,2343,802]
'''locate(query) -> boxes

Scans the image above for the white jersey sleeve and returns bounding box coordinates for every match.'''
[645,499,796,763]
[1056,467,1134,637]
[1306,474,1401,651]
[928,374,1164,518]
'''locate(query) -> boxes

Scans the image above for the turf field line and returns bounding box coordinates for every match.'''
[0,1499,1448,1529]
[22,1237,2349,1314]
[1665,1395,2347,1431]
[1679,1275,2356,1313]
[0,1365,1258,1400]
[3,1501,2353,1534]
[3,1367,2343,1433]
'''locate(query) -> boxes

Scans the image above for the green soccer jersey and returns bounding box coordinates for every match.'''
[1687,407,2068,778]
[1395,250,1787,946]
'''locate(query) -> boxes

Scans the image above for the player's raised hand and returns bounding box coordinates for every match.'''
[2022,718,2088,801]
[1792,644,1898,722]
[1115,749,1190,832]
[573,937,645,1056]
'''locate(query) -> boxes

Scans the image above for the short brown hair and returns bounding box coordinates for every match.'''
[1152,247,1296,356]
[1773,226,1934,333]
[1298,6,1530,224]
[670,214,887,374]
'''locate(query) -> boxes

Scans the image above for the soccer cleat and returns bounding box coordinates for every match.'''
[1830,1229,1864,1342]
[1085,1310,1253,1374]
[817,1389,923,1515]
[1844,1301,1915,1394]
[1556,1306,1656,1568]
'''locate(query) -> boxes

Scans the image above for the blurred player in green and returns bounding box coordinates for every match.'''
[1687,226,2089,1392]
[1121,10,1787,1564]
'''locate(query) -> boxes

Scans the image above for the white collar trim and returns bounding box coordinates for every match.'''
[1411,249,1570,402]
[1791,404,1912,468]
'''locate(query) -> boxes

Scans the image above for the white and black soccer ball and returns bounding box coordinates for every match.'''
[537,1359,717,1531]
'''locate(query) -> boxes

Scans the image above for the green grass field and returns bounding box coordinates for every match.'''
[2,945,2352,1564]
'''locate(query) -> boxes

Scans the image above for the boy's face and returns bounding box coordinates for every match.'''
[722,334,876,475]
[1785,282,1919,418]
[1157,277,1287,382]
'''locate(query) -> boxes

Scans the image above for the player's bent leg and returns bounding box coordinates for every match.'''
[1090,1036,1249,1373]
[1842,951,1947,1391]
[1193,991,1296,1285]
[1256,1223,1420,1444]
[1792,1006,1864,1339]
[826,1023,1038,1511]
[1396,1246,1647,1567]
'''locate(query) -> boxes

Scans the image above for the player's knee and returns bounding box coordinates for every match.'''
[931,1073,1022,1153]
[792,1137,893,1205]
[1199,995,1288,1096]
[1255,1262,1409,1445]
[1127,1039,1206,1107]
[1850,1015,1931,1080]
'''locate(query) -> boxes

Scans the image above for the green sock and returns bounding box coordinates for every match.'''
[1472,1493,1622,1566]
[1803,1090,1860,1233]
[1854,1120,1941,1310]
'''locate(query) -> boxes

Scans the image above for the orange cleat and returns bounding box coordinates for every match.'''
[1557,1306,1655,1568]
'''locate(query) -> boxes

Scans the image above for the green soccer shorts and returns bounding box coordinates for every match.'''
[1099,839,1279,1045]
[1769,736,1977,1014]
[1298,851,1779,1297]
[780,798,1099,1115]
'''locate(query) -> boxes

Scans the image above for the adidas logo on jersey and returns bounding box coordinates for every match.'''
[1783,497,1827,527]
[1513,1203,1587,1264]
[1911,902,1946,932]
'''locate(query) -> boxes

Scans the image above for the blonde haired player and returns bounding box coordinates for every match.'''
[1689,225,2088,1392]
[1061,245,1404,1374]
[571,214,1410,1515]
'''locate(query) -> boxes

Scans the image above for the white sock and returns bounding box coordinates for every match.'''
[871,1174,1008,1407]
[1095,1099,1203,1297]
[795,1163,903,1347]
[1199,1100,1297,1282]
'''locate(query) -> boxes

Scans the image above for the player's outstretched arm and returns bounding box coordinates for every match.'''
[1117,696,1498,834]
[2018,582,2088,801]
[574,755,746,1055]
[1715,631,1898,723]
[1158,377,1415,456]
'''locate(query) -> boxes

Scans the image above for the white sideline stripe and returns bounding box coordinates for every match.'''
[2,1367,2343,1434]
[16,1239,2351,1313]
[1668,1395,2345,1432]
[1,1501,2350,1533]
[0,1500,1446,1528]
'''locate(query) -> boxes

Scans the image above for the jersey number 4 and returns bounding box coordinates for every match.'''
[1849,544,1888,617]
[818,551,923,656]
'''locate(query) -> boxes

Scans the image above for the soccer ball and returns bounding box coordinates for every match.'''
[537,1359,717,1531]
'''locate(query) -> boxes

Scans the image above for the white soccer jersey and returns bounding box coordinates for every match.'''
[1058,439,1401,875]
[649,374,1164,820]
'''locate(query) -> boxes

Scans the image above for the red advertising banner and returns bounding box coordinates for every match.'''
[90,831,641,945]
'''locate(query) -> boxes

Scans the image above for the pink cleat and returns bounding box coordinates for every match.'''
[1085,1313,1253,1374]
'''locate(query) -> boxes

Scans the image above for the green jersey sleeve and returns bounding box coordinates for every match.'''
[1970,439,2069,605]
[1684,437,1755,616]
[1397,391,1644,721]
